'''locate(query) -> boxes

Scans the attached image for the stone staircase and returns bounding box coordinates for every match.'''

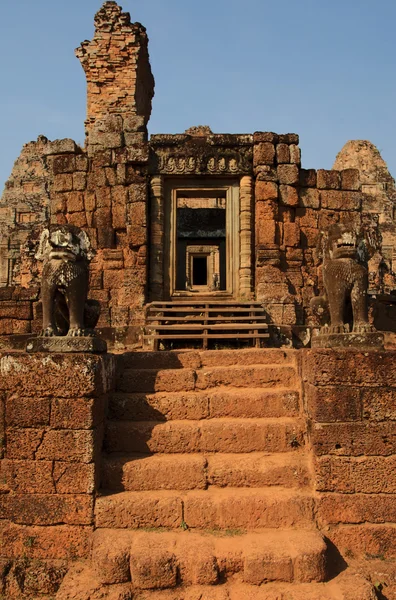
[57,349,376,600]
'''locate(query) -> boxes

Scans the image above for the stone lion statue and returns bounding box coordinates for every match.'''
[311,220,378,335]
[36,224,99,337]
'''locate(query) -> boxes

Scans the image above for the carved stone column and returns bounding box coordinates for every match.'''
[239,175,254,299]
[149,176,164,300]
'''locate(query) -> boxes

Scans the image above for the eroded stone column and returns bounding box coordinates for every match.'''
[239,175,254,299]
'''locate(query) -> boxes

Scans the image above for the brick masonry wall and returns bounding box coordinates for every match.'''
[303,349,396,560]
[0,352,115,598]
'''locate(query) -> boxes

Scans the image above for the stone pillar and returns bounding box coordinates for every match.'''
[0,352,115,597]
[239,175,254,299]
[149,176,165,301]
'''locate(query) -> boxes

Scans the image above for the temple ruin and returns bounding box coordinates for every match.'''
[0,2,395,599]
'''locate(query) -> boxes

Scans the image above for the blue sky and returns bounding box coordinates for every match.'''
[1,0,395,190]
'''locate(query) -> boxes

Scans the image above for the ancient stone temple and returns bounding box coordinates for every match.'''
[0,3,396,599]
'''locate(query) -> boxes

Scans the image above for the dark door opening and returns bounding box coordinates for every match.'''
[192,256,208,286]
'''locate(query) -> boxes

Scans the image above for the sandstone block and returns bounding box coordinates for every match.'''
[0,494,93,526]
[95,491,183,529]
[303,350,396,387]
[0,522,91,559]
[318,493,396,525]
[119,368,196,393]
[208,388,299,418]
[253,132,279,143]
[305,384,362,422]
[311,422,396,456]
[195,365,296,390]
[277,164,299,185]
[0,354,114,397]
[102,454,207,491]
[328,524,396,559]
[278,133,299,144]
[50,396,105,429]
[108,391,208,422]
[320,190,361,211]
[361,388,396,421]
[53,174,73,193]
[6,396,50,428]
[51,155,76,174]
[183,489,314,529]
[1,459,54,494]
[255,181,278,201]
[295,207,318,228]
[299,188,320,209]
[124,115,146,132]
[300,227,319,247]
[315,456,396,494]
[244,552,293,584]
[317,169,340,190]
[283,222,300,247]
[280,185,299,206]
[35,429,97,462]
[276,144,290,164]
[66,191,85,212]
[92,530,131,584]
[73,171,87,191]
[340,168,360,191]
[105,420,201,454]
[289,144,301,165]
[130,543,177,590]
[43,139,78,155]
[53,462,96,494]
[75,155,89,171]
[299,169,317,187]
[254,143,275,166]
[5,429,44,460]
[256,218,276,245]
[199,419,304,453]
[0,301,32,320]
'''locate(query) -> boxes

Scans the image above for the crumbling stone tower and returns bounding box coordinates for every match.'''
[76,1,154,146]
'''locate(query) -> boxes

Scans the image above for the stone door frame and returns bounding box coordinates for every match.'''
[149,176,254,301]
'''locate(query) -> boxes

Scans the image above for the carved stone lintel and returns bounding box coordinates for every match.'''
[311,331,384,350]
[26,336,107,353]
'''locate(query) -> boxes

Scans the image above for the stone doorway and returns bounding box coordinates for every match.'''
[149,176,254,302]
[166,182,238,298]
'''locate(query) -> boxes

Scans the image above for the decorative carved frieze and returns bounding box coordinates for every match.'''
[152,153,252,176]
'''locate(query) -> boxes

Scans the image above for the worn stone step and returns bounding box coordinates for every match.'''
[108,388,300,422]
[101,452,310,492]
[95,488,315,529]
[120,349,296,371]
[104,418,305,454]
[118,365,297,394]
[132,572,376,599]
[90,528,327,587]
[57,563,376,600]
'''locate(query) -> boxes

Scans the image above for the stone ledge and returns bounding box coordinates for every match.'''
[26,336,107,353]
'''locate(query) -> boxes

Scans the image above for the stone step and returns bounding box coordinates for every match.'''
[56,563,376,600]
[101,452,310,492]
[90,528,327,587]
[118,364,298,394]
[95,488,315,529]
[104,417,305,454]
[120,348,296,371]
[108,388,300,422]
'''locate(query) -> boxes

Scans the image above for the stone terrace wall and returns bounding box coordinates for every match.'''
[0,352,115,598]
[303,349,396,560]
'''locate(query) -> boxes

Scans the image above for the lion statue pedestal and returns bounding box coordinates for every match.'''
[311,221,384,350]
[26,224,107,353]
